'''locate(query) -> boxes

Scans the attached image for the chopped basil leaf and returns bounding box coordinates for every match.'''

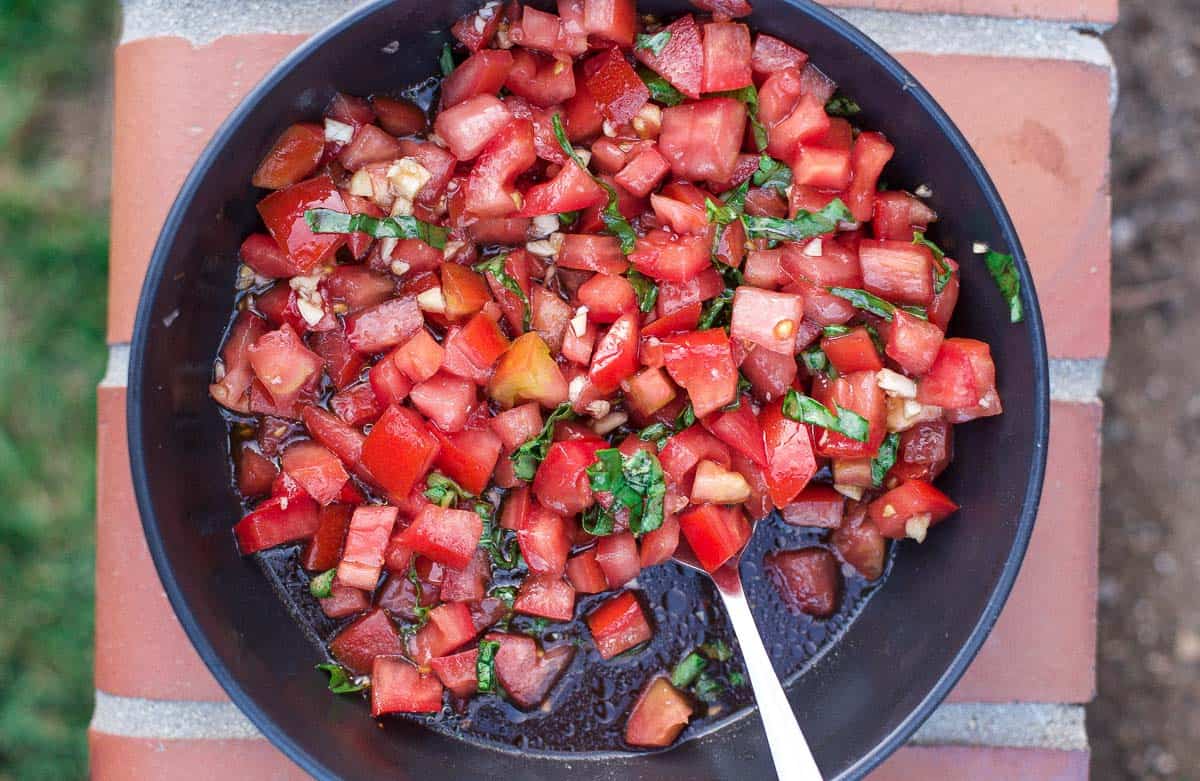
[715,85,767,152]
[490,584,517,608]
[479,502,521,569]
[824,93,861,117]
[474,254,530,330]
[827,287,896,321]
[729,671,746,686]
[638,422,673,447]
[558,210,580,227]
[822,324,851,338]
[913,231,953,294]
[439,43,455,77]
[670,652,708,688]
[698,288,734,330]
[635,30,672,56]
[551,114,637,253]
[863,322,886,354]
[586,448,667,535]
[308,568,336,599]
[900,305,928,321]
[742,199,852,242]
[476,639,502,693]
[511,402,576,480]
[424,471,472,507]
[305,208,448,249]
[782,390,870,442]
[626,269,659,313]
[721,374,751,411]
[705,197,739,226]
[871,432,900,488]
[983,249,1024,323]
[699,639,733,661]
[800,344,830,376]
[675,403,696,430]
[693,672,723,702]
[316,663,367,694]
[637,66,686,107]
[580,504,616,536]
[752,154,792,194]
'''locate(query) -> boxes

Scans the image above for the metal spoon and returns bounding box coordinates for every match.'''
[673,548,824,781]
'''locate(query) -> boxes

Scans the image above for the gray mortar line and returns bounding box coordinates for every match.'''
[90,691,1086,750]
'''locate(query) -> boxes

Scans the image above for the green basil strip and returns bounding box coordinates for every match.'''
[782,390,869,442]
[822,324,851,338]
[634,30,671,56]
[304,208,448,249]
[308,569,336,599]
[742,199,852,242]
[474,254,530,331]
[626,269,659,313]
[900,305,929,321]
[871,432,901,488]
[800,344,831,376]
[670,652,708,688]
[675,403,696,430]
[476,639,502,693]
[510,401,576,480]
[751,154,792,194]
[586,448,666,536]
[424,471,472,507]
[715,85,767,152]
[913,231,953,294]
[550,114,637,253]
[827,287,896,321]
[824,93,861,117]
[637,422,672,447]
[316,663,366,694]
[637,66,686,107]
[697,288,734,330]
[983,249,1024,323]
[478,502,520,569]
[699,639,733,662]
[580,504,616,536]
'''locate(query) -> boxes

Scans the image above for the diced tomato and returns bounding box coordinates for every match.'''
[658,424,732,495]
[324,267,398,317]
[390,329,444,384]
[514,574,577,621]
[821,326,883,374]
[729,286,804,355]
[506,49,578,108]
[256,174,347,270]
[701,22,752,92]
[740,249,785,290]
[872,190,937,241]
[565,547,609,593]
[519,159,607,216]
[614,146,670,198]
[634,14,704,98]
[596,532,640,588]
[408,601,481,663]
[916,338,995,410]
[236,444,277,497]
[889,419,954,485]
[518,500,576,578]
[319,583,369,619]
[339,124,404,171]
[583,0,637,45]
[330,609,406,675]
[765,547,839,617]
[658,98,746,183]
[370,95,426,136]
[780,484,843,529]
[489,404,543,455]
[885,309,944,376]
[751,33,808,76]
[335,505,398,590]
[434,94,513,160]
[533,439,603,516]
[433,427,502,495]
[439,548,491,603]
[641,303,701,340]
[625,677,694,748]
[928,257,960,332]
[638,512,680,567]
[812,370,886,459]
[562,68,606,141]
[442,49,514,108]
[233,493,320,554]
[252,122,324,190]
[409,372,477,433]
[759,397,817,508]
[792,144,852,190]
[430,648,479,698]
[345,297,423,354]
[369,354,413,407]
[833,519,886,580]
[578,274,638,323]
[510,6,588,57]
[452,4,503,52]
[556,234,626,276]
[398,504,483,569]
[247,324,323,412]
[280,440,349,505]
[447,312,513,383]
[845,131,895,223]
[395,139,457,204]
[678,503,750,572]
[371,656,444,715]
[630,229,711,282]
[831,457,873,489]
[655,269,721,318]
[650,193,708,235]
[658,329,737,417]
[769,94,829,163]
[464,119,538,218]
[326,92,375,128]
[489,332,570,408]
[868,479,959,540]
[239,233,303,278]
[300,504,352,570]
[623,366,677,417]
[301,405,366,469]
[858,239,934,307]
[586,590,652,659]
[589,312,641,393]
[489,632,576,709]
[701,400,768,467]
[584,47,649,125]
[361,404,439,497]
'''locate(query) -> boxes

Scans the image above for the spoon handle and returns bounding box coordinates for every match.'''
[715,575,824,781]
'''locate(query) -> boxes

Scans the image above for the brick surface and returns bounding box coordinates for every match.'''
[95,386,227,701]
[870,746,1090,780]
[89,731,306,781]
[825,0,1116,23]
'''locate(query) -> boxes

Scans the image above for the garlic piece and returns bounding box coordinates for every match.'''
[531,214,560,238]
[570,306,589,338]
[324,118,355,145]
[387,157,432,201]
[905,513,932,543]
[348,167,374,198]
[591,411,628,435]
[389,260,411,276]
[833,484,864,501]
[584,399,612,419]
[803,238,823,257]
[876,368,917,399]
[416,286,447,313]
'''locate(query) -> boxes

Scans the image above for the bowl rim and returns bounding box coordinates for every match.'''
[127,1,1050,778]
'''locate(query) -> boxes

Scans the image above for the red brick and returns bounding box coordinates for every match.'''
[824,0,1116,23]
[870,746,1089,780]
[949,401,1100,702]
[89,731,306,781]
[95,386,227,700]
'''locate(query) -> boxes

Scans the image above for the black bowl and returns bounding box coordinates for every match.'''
[128,1,1049,778]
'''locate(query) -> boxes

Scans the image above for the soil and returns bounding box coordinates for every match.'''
[1090,2,1200,778]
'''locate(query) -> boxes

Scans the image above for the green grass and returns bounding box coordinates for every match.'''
[0,1,116,779]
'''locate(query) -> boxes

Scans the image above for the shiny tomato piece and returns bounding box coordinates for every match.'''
[519,159,607,216]
[633,14,703,99]
[578,273,637,323]
[323,266,395,314]
[442,49,514,108]
[792,144,852,190]
[589,312,641,393]
[361,405,439,498]
[251,122,324,190]
[533,285,577,354]
[233,494,320,554]
[395,139,456,204]
[584,47,649,125]
[430,648,479,698]
[833,518,886,580]
[821,326,884,374]
[338,124,403,171]
[658,98,746,183]
[514,574,577,621]
[510,6,587,57]
[657,267,723,314]
[928,257,960,332]
[370,95,426,136]
[500,485,532,533]
[236,444,277,497]
[519,501,574,577]
[760,397,817,508]
[533,439,603,516]
[650,193,708,235]
[678,503,751,573]
[780,484,844,529]
[885,309,944,376]
[658,424,732,494]
[409,372,477,433]
[449,312,513,381]
[916,338,994,409]
[642,302,701,339]
[369,354,413,407]
[489,632,576,709]
[557,233,629,274]
[562,68,606,141]
[441,264,493,322]
[872,190,937,241]
[301,405,366,469]
[701,22,752,92]
[310,328,364,391]
[433,428,502,495]
[440,548,491,603]
[639,512,681,567]
[812,370,887,459]
[730,286,804,355]
[452,4,503,52]
[490,403,544,453]
[326,92,375,128]
[889,419,954,485]
[583,0,637,45]
[336,505,398,590]
[300,503,352,571]
[845,131,895,223]
[565,547,609,593]
[766,547,839,617]
[247,324,323,411]
[408,601,480,663]
[858,239,935,307]
[625,677,694,748]
[659,329,738,418]
[596,532,641,589]
[464,118,538,218]
[630,229,710,282]
[434,94,512,160]
[563,318,598,365]
[489,332,570,408]
[280,440,349,506]
[398,504,483,569]
[769,93,829,163]
[239,233,303,278]
[330,609,406,675]
[831,457,874,489]
[869,480,959,540]
[624,366,677,417]
[371,656,444,715]
[391,329,444,384]
[256,174,347,271]
[587,590,652,659]
[319,583,369,619]
[701,400,768,468]
[345,297,423,354]
[614,146,670,198]
[506,49,578,108]
[751,33,808,76]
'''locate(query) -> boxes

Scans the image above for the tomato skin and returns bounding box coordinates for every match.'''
[239,233,303,278]
[488,632,576,709]
[506,49,578,108]
[336,505,398,590]
[464,118,538,218]
[885,309,945,376]
[633,14,704,99]
[442,49,514,108]
[519,159,607,216]
[701,399,768,468]
[301,405,366,471]
[780,484,844,529]
[625,677,694,748]
[371,656,444,715]
[845,131,895,223]
[752,34,808,76]
[280,440,349,506]
[766,547,839,617]
[660,329,738,418]
[821,326,884,375]
[588,312,641,392]
[533,439,603,516]
[489,332,570,408]
[869,479,959,539]
[584,47,649,125]
[329,608,406,675]
[247,323,323,412]
[583,0,637,46]
[858,239,935,307]
[256,174,347,271]
[434,94,513,161]
[587,590,652,659]
[361,405,440,498]
[578,273,638,323]
[678,503,751,572]
[833,519,886,580]
[233,493,320,554]
[596,532,640,589]
[514,574,577,621]
[760,397,818,508]
[701,22,753,92]
[398,504,484,570]
[338,124,404,171]
[730,286,805,355]
[658,98,747,184]
[630,229,711,282]
[252,122,324,190]
[916,337,995,410]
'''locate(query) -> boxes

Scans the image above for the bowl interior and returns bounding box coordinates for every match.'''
[128,1,1048,778]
